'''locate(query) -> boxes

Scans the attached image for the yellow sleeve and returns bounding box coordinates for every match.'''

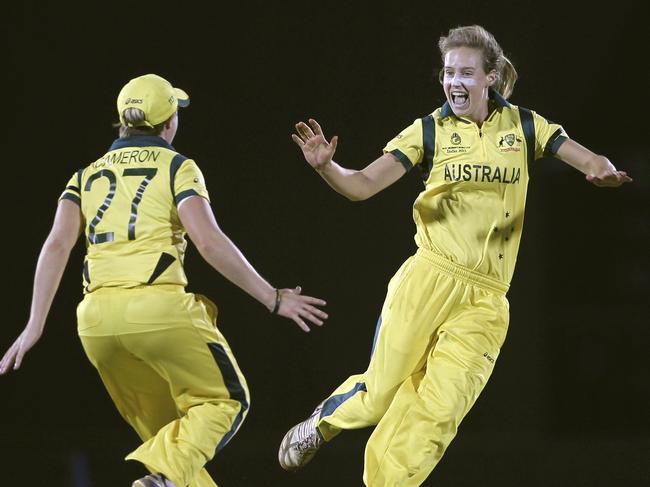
[532,110,568,160]
[58,169,83,206]
[382,118,424,170]
[174,159,211,205]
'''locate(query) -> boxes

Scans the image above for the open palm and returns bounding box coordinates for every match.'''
[292,119,338,171]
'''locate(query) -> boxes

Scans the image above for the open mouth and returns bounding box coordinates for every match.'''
[451,91,469,108]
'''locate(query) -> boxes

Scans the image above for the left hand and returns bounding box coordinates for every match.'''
[554,140,633,188]
[585,169,633,188]
[0,326,43,375]
[274,286,328,332]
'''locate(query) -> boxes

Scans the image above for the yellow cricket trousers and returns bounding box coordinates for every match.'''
[316,247,510,486]
[76,285,250,487]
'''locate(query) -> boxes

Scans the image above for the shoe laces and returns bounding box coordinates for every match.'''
[295,432,321,453]
[293,407,323,453]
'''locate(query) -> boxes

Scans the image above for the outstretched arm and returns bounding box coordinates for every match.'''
[178,196,327,332]
[0,200,82,374]
[555,138,632,187]
[293,119,407,200]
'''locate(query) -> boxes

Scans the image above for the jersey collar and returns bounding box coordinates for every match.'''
[440,90,511,119]
[109,136,175,151]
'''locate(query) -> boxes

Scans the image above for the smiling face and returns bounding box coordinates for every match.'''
[442,47,497,124]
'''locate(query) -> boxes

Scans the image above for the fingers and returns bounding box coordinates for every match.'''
[300,310,324,326]
[0,341,20,375]
[309,119,324,136]
[285,291,327,309]
[276,287,328,332]
[293,120,332,147]
[292,128,326,151]
[586,173,632,187]
[295,121,316,141]
[600,175,631,187]
[278,286,303,295]
[14,345,26,370]
[293,316,311,333]
[298,295,327,306]
[0,353,12,374]
[293,301,328,328]
[305,304,328,320]
[330,135,338,152]
[291,133,305,147]
[291,307,327,331]
[586,175,603,186]
[618,171,633,183]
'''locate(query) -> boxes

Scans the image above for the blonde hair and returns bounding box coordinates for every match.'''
[438,25,518,99]
[117,107,166,138]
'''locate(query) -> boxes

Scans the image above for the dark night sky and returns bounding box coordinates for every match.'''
[2,1,648,486]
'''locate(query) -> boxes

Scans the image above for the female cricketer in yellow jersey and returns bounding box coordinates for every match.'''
[278,25,632,486]
[0,74,328,487]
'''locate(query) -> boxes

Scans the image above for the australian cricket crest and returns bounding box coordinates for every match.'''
[498,132,522,153]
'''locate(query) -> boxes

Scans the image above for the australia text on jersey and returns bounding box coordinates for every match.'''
[443,163,521,184]
[92,149,161,169]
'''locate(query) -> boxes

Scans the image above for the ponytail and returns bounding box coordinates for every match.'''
[495,54,518,99]
[116,107,167,137]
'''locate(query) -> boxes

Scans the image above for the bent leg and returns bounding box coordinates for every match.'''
[123,297,249,487]
[318,256,460,440]
[79,292,246,487]
[364,290,509,486]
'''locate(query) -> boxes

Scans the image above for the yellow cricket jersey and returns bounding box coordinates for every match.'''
[384,91,567,285]
[59,136,210,292]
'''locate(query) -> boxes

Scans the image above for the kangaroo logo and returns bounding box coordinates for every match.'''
[499,133,522,147]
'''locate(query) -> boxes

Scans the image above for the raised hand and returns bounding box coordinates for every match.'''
[274,286,328,332]
[292,119,338,171]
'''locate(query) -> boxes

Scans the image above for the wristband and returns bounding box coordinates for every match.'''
[272,289,281,314]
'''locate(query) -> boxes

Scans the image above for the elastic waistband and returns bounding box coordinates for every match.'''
[415,247,509,295]
[87,284,185,295]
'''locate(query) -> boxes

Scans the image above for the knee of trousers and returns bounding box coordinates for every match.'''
[414,376,486,436]
[320,386,388,429]
[188,396,249,422]
[362,396,392,425]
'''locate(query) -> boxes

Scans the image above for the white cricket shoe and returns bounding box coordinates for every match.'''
[132,473,176,487]
[278,404,325,471]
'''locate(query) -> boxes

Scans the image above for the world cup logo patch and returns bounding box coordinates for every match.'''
[442,132,470,154]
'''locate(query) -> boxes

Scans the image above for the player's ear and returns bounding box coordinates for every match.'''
[487,70,497,86]
[163,111,178,129]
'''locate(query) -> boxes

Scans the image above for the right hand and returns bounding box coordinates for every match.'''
[273,286,328,332]
[0,325,43,375]
[292,119,338,172]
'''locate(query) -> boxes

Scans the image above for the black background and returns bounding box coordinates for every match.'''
[2,1,648,486]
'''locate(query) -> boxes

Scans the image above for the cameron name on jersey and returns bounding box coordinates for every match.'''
[92,149,161,168]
